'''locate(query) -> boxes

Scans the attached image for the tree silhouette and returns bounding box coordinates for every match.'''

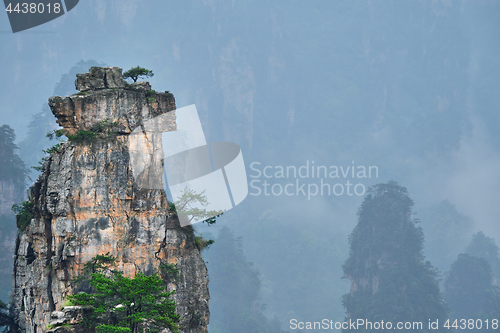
[171,187,224,225]
[466,231,500,283]
[445,253,500,327]
[122,66,154,83]
[0,299,14,333]
[0,125,26,186]
[342,181,447,332]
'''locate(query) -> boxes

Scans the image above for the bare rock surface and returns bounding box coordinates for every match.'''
[49,68,175,137]
[10,67,209,333]
[75,67,126,91]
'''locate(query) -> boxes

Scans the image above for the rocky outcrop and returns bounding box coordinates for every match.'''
[10,67,210,333]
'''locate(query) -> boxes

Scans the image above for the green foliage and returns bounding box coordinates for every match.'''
[342,181,447,332]
[158,263,180,282]
[169,190,221,251]
[12,200,34,231]
[31,157,45,172]
[444,254,500,324]
[68,254,180,333]
[43,143,62,155]
[76,91,88,96]
[123,66,154,83]
[67,130,98,144]
[201,210,223,226]
[66,119,119,144]
[194,236,214,251]
[60,299,76,309]
[148,97,155,103]
[72,252,116,284]
[46,129,65,140]
[92,119,119,132]
[20,60,105,181]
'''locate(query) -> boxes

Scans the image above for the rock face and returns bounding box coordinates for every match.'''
[10,67,210,333]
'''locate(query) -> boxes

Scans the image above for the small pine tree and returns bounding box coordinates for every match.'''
[123,66,154,83]
[171,187,224,225]
[68,254,180,333]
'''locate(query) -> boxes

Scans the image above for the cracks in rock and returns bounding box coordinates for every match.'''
[67,191,76,228]
[42,156,56,312]
[155,215,170,261]
[44,213,56,312]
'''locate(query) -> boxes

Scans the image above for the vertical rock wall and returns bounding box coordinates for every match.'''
[10,67,210,333]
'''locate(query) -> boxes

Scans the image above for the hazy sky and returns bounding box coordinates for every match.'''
[1,0,499,327]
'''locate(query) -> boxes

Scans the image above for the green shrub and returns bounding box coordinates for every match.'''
[43,143,62,155]
[67,130,97,144]
[194,236,215,251]
[159,263,180,280]
[46,129,65,140]
[12,200,34,231]
[123,66,154,83]
[61,299,75,309]
[69,254,179,333]
[66,119,119,144]
[31,157,45,172]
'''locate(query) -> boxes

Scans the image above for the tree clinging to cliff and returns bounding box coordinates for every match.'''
[68,254,180,333]
[123,66,154,82]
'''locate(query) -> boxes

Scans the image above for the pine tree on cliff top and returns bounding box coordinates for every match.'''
[342,181,447,332]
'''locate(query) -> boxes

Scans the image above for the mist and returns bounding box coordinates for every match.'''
[1,1,499,332]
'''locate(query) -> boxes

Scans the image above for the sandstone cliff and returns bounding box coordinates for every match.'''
[10,67,210,333]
